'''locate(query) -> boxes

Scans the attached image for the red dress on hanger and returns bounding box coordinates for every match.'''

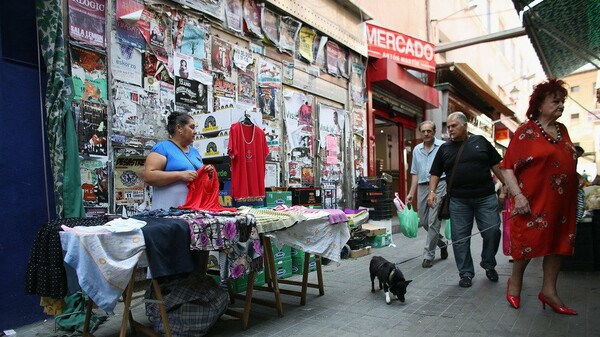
[227,122,269,202]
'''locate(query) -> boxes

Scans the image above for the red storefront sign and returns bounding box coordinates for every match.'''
[366,23,435,73]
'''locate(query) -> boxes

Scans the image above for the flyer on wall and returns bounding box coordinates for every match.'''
[111,41,143,86]
[175,76,208,112]
[243,0,263,39]
[81,158,110,210]
[78,101,108,155]
[114,156,150,215]
[225,0,243,33]
[180,23,209,71]
[115,0,145,49]
[68,0,106,47]
[70,45,108,103]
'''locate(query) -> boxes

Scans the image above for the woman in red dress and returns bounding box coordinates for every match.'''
[501,78,578,314]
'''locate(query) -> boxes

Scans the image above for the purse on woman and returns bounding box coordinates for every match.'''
[437,140,468,220]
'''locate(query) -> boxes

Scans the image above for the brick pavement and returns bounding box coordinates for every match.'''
[15,219,600,337]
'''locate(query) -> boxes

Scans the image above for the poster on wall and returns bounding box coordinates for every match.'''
[112,82,147,136]
[279,16,301,55]
[319,104,345,185]
[258,87,278,120]
[180,23,210,71]
[175,77,207,111]
[353,133,365,177]
[115,0,145,49]
[136,9,169,62]
[257,58,282,87]
[225,0,243,33]
[174,0,225,21]
[68,0,106,47]
[350,62,366,105]
[114,156,150,215]
[70,45,108,103]
[111,42,143,86]
[243,0,262,39]
[298,27,315,63]
[81,158,109,210]
[233,46,253,71]
[313,35,328,70]
[262,119,281,162]
[173,52,195,79]
[265,162,280,187]
[325,41,339,76]
[284,89,314,187]
[338,48,349,78]
[78,101,108,156]
[211,37,232,77]
[237,68,256,106]
[261,7,279,47]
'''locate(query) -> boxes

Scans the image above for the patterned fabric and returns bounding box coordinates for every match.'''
[243,207,308,233]
[576,189,585,223]
[500,120,577,259]
[35,0,84,218]
[176,212,263,279]
[25,217,107,299]
[146,272,227,337]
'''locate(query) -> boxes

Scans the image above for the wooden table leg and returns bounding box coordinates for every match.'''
[261,235,284,316]
[300,252,310,305]
[151,278,172,337]
[315,255,324,295]
[119,272,136,337]
[82,297,95,337]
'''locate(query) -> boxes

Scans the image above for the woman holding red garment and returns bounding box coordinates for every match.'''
[501,78,578,315]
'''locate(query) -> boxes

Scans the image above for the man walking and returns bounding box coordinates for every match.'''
[406,121,448,268]
[427,112,503,288]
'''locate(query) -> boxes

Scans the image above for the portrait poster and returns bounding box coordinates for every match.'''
[111,42,142,86]
[233,46,254,71]
[279,16,301,55]
[237,68,256,105]
[243,0,262,39]
[325,41,339,76]
[257,58,282,88]
[70,45,108,103]
[258,87,278,120]
[81,158,109,209]
[175,77,207,111]
[78,101,108,156]
[180,23,209,71]
[313,35,328,69]
[261,7,279,47]
[173,52,195,79]
[115,0,145,49]
[114,156,150,215]
[68,0,106,47]
[225,0,243,33]
[298,27,315,63]
[211,37,232,77]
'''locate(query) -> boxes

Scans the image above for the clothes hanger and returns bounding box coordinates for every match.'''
[241,113,253,126]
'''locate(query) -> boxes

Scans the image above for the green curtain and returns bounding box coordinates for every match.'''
[35,0,84,218]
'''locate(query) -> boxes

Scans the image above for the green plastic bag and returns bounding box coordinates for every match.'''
[445,219,452,241]
[399,204,418,238]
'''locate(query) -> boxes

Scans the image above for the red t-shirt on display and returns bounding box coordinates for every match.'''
[227,122,269,201]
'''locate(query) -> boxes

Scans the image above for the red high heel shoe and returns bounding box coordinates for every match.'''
[538,293,577,315]
[506,278,520,309]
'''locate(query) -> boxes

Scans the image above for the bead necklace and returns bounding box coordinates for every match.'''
[242,123,255,145]
[534,119,561,144]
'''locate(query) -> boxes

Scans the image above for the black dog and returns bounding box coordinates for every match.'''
[369,256,412,304]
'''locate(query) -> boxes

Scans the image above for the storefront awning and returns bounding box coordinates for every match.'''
[436,62,516,119]
[368,57,439,109]
[512,0,600,78]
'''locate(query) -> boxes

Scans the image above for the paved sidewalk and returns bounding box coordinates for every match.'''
[16,219,600,337]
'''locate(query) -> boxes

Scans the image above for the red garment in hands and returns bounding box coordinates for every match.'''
[179,166,237,212]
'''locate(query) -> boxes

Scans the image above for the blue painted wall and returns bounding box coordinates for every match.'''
[0,1,57,329]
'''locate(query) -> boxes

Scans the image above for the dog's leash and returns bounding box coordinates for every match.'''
[394,212,519,266]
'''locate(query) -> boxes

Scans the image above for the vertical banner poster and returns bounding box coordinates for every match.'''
[298,27,315,63]
[258,87,278,120]
[78,101,108,155]
[68,0,106,47]
[279,16,301,55]
[70,45,108,103]
[318,104,345,186]
[350,62,366,105]
[211,37,232,77]
[284,89,314,187]
[243,0,262,39]
[325,41,339,76]
[114,156,150,215]
[225,0,243,33]
[81,158,109,211]
[261,6,279,47]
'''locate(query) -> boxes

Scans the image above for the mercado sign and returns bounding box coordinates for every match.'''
[366,23,435,73]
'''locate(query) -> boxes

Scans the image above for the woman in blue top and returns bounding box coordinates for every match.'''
[144,112,214,210]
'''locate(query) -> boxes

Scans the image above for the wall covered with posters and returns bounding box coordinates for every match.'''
[53,0,369,214]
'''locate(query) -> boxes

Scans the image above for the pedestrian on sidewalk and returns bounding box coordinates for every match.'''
[501,78,578,315]
[427,112,503,288]
[406,121,448,269]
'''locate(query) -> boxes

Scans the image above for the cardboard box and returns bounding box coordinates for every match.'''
[218,180,232,207]
[361,223,387,237]
[265,191,292,207]
[195,135,229,158]
[350,246,372,258]
[274,258,293,279]
[271,240,292,261]
[372,233,392,248]
[209,269,266,294]
[194,111,231,135]
[292,255,317,274]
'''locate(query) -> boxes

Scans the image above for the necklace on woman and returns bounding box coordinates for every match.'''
[242,123,255,145]
[534,119,562,144]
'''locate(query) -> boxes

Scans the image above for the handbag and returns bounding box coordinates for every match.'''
[437,139,468,220]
